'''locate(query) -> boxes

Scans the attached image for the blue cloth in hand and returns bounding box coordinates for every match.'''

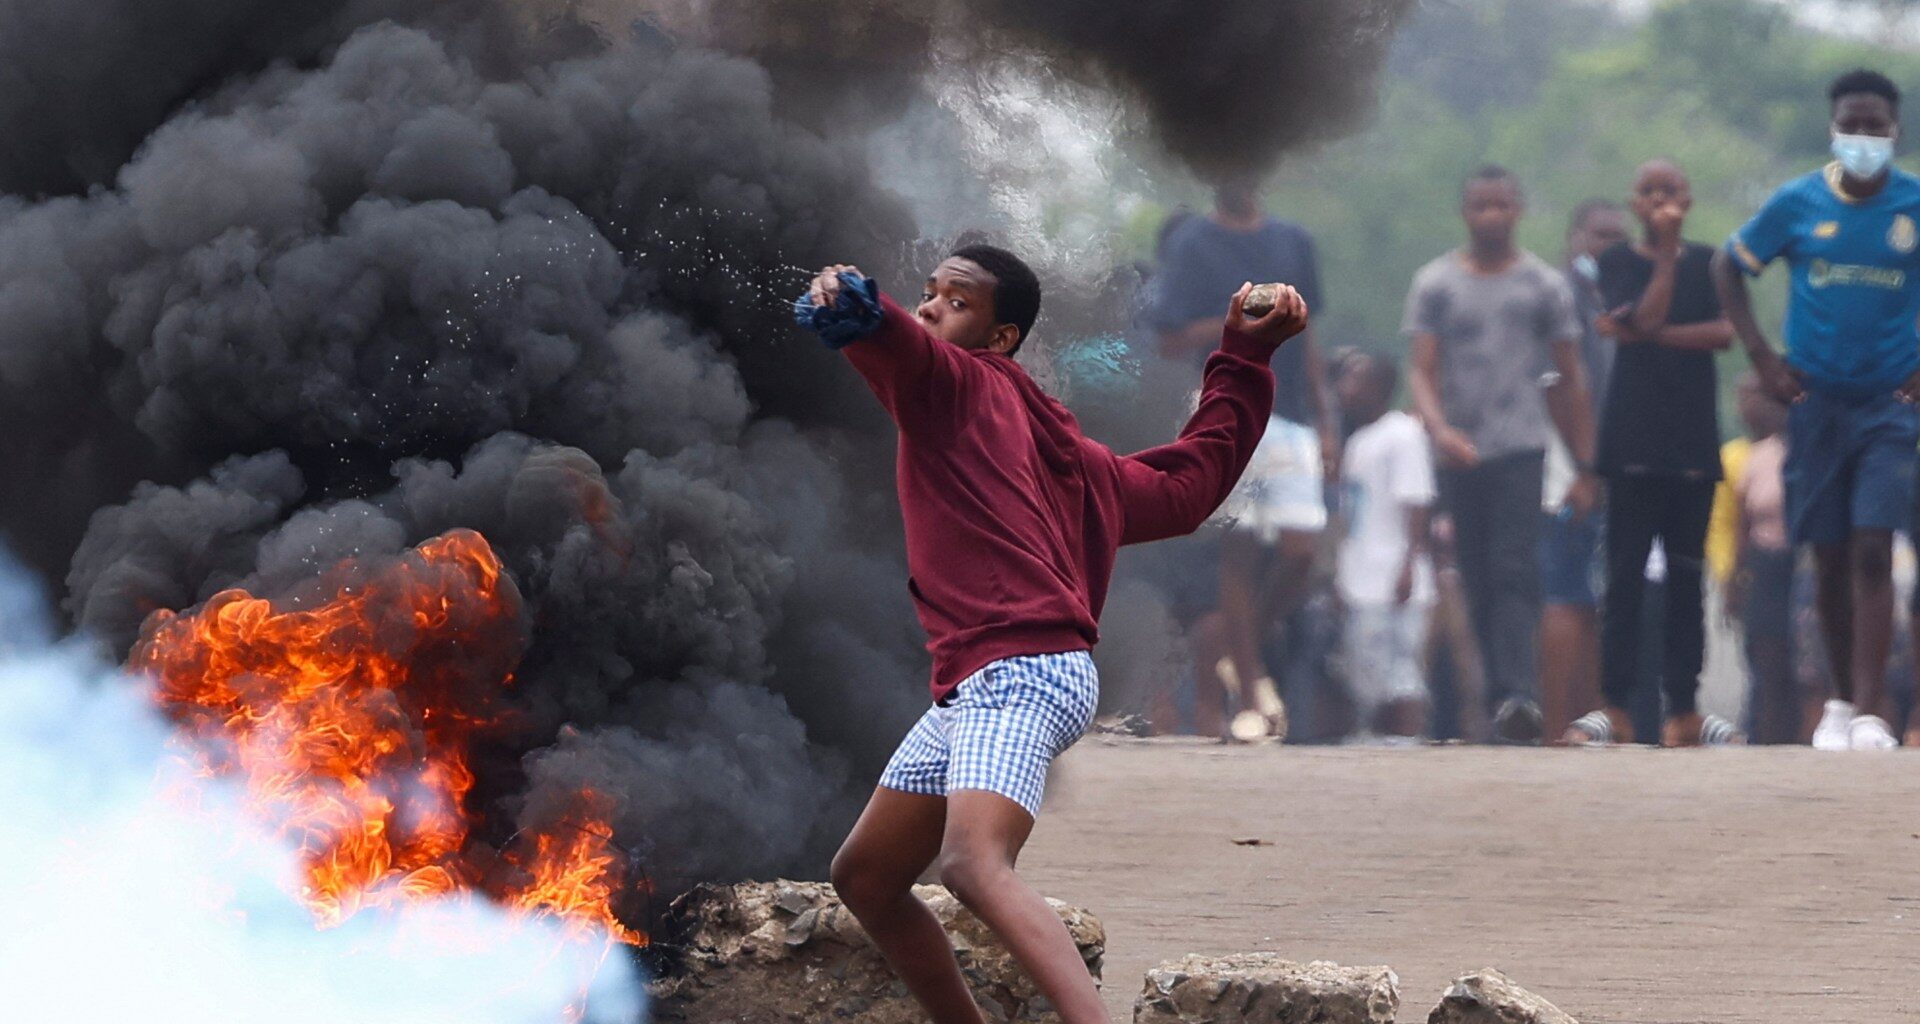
[793,271,884,349]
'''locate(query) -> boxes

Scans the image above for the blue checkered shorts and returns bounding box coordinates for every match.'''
[878,651,1100,818]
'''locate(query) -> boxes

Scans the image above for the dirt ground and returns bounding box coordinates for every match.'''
[1022,739,1920,1024]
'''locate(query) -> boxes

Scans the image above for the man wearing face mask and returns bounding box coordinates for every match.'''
[1712,68,1920,751]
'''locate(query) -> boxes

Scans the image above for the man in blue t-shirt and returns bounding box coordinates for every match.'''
[1713,69,1920,751]
[1145,177,1334,739]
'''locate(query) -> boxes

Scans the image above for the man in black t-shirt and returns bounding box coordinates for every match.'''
[1564,159,1739,746]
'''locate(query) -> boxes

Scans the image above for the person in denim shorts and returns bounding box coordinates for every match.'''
[1714,70,1920,750]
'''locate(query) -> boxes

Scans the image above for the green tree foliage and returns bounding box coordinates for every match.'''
[1135,0,1920,429]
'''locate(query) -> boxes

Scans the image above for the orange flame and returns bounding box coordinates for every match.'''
[509,795,650,947]
[129,529,646,945]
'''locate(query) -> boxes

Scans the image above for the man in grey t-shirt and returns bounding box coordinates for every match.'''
[1404,165,1600,742]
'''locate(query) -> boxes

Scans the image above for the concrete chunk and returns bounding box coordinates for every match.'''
[1133,953,1398,1024]
[1427,969,1577,1024]
[650,879,1103,1024]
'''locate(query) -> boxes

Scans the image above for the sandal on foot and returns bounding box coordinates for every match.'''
[1664,712,1744,747]
[1565,708,1634,746]
[1700,713,1744,746]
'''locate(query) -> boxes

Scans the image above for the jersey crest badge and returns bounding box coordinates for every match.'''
[1890,214,1918,254]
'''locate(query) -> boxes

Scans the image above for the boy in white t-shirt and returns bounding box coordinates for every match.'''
[1335,352,1437,739]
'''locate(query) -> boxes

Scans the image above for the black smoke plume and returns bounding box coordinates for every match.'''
[664,0,1415,179]
[2,0,1409,902]
[19,12,918,896]
[970,0,1415,178]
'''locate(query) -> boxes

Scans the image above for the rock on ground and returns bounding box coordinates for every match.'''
[1133,953,1398,1024]
[1427,969,1577,1024]
[649,879,1104,1024]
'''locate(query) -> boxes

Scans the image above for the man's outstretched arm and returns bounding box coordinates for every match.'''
[1117,283,1308,544]
[798,264,975,436]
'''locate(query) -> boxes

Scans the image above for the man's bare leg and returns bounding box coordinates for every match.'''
[1848,529,1895,718]
[1909,613,1920,746]
[832,788,984,1024]
[1813,542,1855,702]
[939,790,1107,1024]
[1218,531,1273,703]
[1430,561,1492,742]
[1186,611,1229,737]
[1379,697,1429,738]
[1539,603,1598,741]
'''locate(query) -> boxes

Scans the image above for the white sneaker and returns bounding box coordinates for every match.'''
[1812,700,1856,751]
[1849,715,1898,751]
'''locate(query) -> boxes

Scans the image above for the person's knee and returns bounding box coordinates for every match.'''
[936,846,1012,906]
[828,845,869,906]
[1852,535,1894,582]
[831,842,907,914]
[1188,611,1225,653]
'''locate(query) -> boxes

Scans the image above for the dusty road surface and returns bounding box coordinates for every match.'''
[1022,740,1920,1024]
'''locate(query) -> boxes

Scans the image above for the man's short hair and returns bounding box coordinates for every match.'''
[1568,197,1621,235]
[1340,349,1400,399]
[1462,164,1522,201]
[951,243,1041,355]
[1830,68,1901,113]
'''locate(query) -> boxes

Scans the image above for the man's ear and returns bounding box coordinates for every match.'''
[989,324,1021,354]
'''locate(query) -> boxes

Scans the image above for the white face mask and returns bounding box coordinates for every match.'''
[1571,253,1599,283]
[1832,131,1895,180]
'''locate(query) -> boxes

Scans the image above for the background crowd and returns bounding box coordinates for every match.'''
[1110,55,1920,750]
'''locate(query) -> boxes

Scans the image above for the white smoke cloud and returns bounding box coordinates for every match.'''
[0,545,645,1024]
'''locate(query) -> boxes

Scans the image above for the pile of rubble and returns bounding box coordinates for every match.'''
[1136,954,1399,1024]
[1134,958,1575,1024]
[648,880,1103,1024]
[650,880,1575,1024]
[1425,969,1577,1024]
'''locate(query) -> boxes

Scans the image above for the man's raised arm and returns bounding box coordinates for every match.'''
[1117,283,1308,544]
[796,264,974,437]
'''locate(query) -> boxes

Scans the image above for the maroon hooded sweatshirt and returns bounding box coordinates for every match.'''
[846,294,1279,702]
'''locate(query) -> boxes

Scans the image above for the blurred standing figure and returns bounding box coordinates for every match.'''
[1405,165,1600,743]
[1148,176,1337,738]
[1541,198,1629,740]
[1565,159,1738,746]
[1334,352,1436,740]
[1723,374,1803,743]
[1713,69,1920,750]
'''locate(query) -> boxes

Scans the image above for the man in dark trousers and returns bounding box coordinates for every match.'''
[1405,165,1600,743]
[1565,159,1739,746]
